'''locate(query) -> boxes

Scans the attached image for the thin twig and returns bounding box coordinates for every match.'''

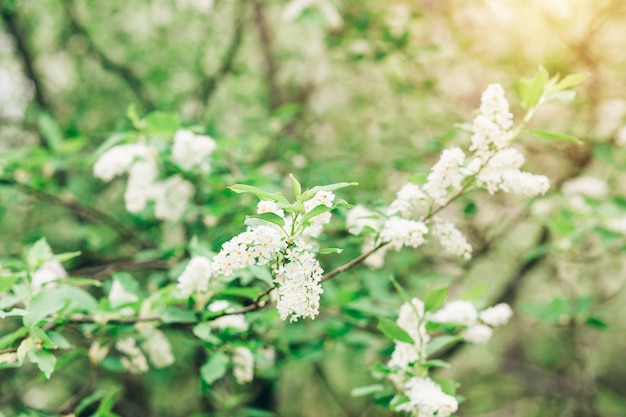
[197,0,246,111]
[0,178,155,249]
[63,0,154,110]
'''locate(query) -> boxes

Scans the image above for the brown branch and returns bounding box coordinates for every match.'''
[252,0,282,110]
[197,0,246,110]
[63,0,154,110]
[0,178,155,249]
[0,7,49,111]
[71,259,173,280]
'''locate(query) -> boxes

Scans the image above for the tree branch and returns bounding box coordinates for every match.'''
[196,0,246,111]
[63,0,154,110]
[0,7,49,111]
[252,0,282,110]
[0,178,155,249]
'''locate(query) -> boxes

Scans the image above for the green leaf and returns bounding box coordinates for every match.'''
[519,68,549,109]
[544,90,576,104]
[424,286,448,312]
[290,174,302,200]
[24,290,67,327]
[247,212,286,228]
[531,129,582,144]
[215,287,264,300]
[29,327,56,349]
[422,359,451,369]
[53,251,81,263]
[459,282,489,301]
[301,182,358,201]
[586,316,608,330]
[553,73,589,91]
[426,335,462,356]
[377,318,414,344]
[142,111,179,137]
[389,276,412,305]
[300,204,333,225]
[229,184,290,205]
[435,378,459,396]
[161,307,197,323]
[317,247,343,255]
[0,327,28,350]
[75,388,121,415]
[0,276,19,293]
[94,132,138,157]
[28,349,56,379]
[200,352,230,385]
[0,308,28,319]
[126,104,143,129]
[37,113,64,152]
[350,384,385,397]
[193,323,221,344]
[27,237,53,271]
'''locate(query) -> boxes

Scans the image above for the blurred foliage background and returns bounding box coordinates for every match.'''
[1,0,626,416]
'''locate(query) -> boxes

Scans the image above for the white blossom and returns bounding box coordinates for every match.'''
[346,205,380,235]
[389,298,429,371]
[395,377,458,417]
[561,176,608,200]
[208,301,249,332]
[431,218,472,259]
[380,217,428,251]
[93,144,151,182]
[116,338,149,374]
[431,300,478,326]
[177,256,212,297]
[388,183,427,217]
[480,303,513,327]
[477,148,549,196]
[31,260,67,292]
[124,159,158,213]
[463,323,493,344]
[153,175,195,221]
[423,147,467,206]
[109,279,138,308]
[302,190,335,237]
[141,329,175,368]
[232,347,254,384]
[172,129,216,170]
[274,242,324,322]
[257,200,285,218]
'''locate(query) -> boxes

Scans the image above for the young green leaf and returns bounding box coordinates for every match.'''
[229,184,290,205]
[553,73,589,91]
[424,286,448,312]
[247,213,286,228]
[301,182,358,201]
[350,384,386,397]
[422,359,451,369]
[28,349,56,379]
[425,335,462,356]
[530,129,582,144]
[519,68,549,109]
[300,204,333,225]
[27,238,53,271]
[317,247,343,255]
[290,174,302,200]
[200,352,230,385]
[377,318,414,344]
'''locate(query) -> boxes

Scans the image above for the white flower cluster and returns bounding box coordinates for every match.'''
[137,323,175,368]
[31,260,67,292]
[116,337,149,374]
[347,83,550,266]
[208,300,249,332]
[431,218,472,260]
[93,129,215,221]
[388,299,429,372]
[387,298,457,417]
[171,130,216,170]
[177,256,213,297]
[232,347,254,384]
[115,324,175,374]
[176,192,336,321]
[385,297,514,415]
[395,377,458,417]
[109,279,139,308]
[430,300,513,344]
